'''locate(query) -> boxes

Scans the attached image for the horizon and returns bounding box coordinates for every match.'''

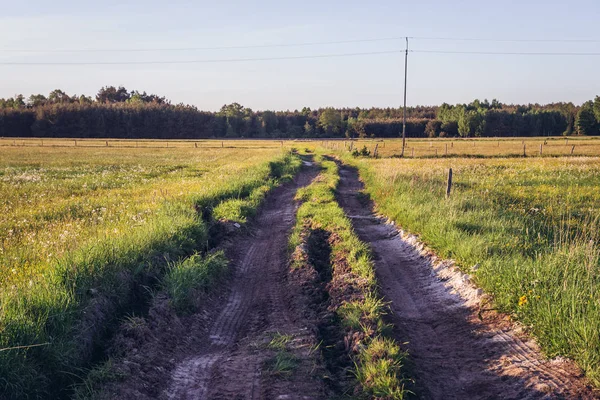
[1,1,600,111]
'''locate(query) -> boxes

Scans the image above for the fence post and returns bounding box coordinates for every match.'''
[540,144,543,156]
[571,145,575,155]
[411,147,414,157]
[374,143,379,158]
[106,140,108,147]
[446,168,453,198]
[445,143,448,156]
[523,144,526,157]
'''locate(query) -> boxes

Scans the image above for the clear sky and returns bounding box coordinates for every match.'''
[0,0,599,111]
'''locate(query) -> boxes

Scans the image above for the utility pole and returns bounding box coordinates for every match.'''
[401,37,409,157]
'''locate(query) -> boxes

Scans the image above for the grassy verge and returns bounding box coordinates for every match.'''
[290,155,407,399]
[0,151,300,399]
[345,155,600,385]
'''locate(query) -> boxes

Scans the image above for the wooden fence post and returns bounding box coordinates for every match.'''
[540,144,543,156]
[571,145,575,155]
[446,168,453,198]
[411,147,414,157]
[106,140,108,147]
[523,144,526,157]
[373,143,379,158]
[445,143,448,156]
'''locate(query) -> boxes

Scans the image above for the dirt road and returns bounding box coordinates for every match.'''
[100,163,325,399]
[336,164,595,400]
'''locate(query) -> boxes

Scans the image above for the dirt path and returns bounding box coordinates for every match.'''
[336,164,596,400]
[99,163,325,400]
[166,163,326,400]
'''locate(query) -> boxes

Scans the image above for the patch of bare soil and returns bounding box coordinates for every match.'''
[96,164,328,400]
[336,164,597,400]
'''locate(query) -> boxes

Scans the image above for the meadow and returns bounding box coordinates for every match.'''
[3,136,600,398]
[324,136,600,158]
[346,153,600,384]
[0,143,299,398]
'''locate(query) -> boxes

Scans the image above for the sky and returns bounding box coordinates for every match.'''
[0,0,599,111]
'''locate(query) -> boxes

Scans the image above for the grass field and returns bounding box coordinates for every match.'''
[323,136,600,158]
[0,144,299,398]
[3,137,600,398]
[346,153,600,384]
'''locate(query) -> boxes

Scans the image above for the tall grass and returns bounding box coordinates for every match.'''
[347,155,600,385]
[0,146,299,399]
[290,155,407,399]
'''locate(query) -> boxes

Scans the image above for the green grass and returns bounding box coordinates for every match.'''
[346,155,600,386]
[0,145,300,399]
[164,251,229,314]
[290,154,407,399]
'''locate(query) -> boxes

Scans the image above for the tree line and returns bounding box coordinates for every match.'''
[1,86,599,138]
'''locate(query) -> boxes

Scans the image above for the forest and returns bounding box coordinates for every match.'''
[0,86,599,139]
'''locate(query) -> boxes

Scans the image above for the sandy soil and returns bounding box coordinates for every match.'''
[335,163,597,400]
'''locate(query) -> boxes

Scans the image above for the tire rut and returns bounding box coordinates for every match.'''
[335,163,596,400]
[166,163,324,400]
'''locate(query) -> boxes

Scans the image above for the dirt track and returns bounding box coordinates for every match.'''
[165,162,323,400]
[99,164,324,400]
[336,164,596,400]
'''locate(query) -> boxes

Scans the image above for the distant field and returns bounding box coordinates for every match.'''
[4,136,600,158]
[323,136,600,158]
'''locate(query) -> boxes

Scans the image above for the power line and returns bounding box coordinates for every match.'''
[0,50,404,65]
[413,50,600,56]
[413,36,600,43]
[3,48,600,66]
[1,35,600,53]
[0,37,407,53]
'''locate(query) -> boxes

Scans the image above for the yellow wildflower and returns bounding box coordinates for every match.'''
[518,295,528,307]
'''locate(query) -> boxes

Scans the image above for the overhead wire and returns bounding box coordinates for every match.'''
[1,35,599,53]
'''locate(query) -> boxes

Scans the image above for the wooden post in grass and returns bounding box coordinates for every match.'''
[523,144,526,157]
[445,143,448,155]
[435,148,438,157]
[571,145,575,155]
[106,140,108,147]
[74,140,77,147]
[13,140,15,146]
[446,168,453,198]
[539,144,543,156]
[411,147,414,157]
[451,142,453,148]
